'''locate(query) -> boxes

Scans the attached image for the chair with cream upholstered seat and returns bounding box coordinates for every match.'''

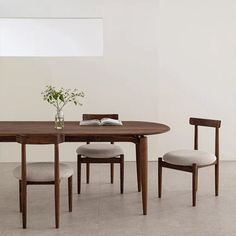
[158,117,221,206]
[77,114,124,194]
[13,134,73,229]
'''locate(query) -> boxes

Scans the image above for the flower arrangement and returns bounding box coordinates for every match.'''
[42,85,85,129]
[42,85,85,111]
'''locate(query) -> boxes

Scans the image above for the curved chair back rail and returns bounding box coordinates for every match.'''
[83,114,118,121]
[189,117,221,128]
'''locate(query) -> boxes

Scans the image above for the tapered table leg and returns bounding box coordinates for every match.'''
[139,136,148,215]
[135,142,141,192]
[21,144,27,229]
[55,144,60,228]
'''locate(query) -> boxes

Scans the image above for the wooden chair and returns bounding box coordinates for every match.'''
[77,114,124,194]
[158,117,221,206]
[13,134,73,229]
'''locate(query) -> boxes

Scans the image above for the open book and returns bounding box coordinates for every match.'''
[80,118,123,126]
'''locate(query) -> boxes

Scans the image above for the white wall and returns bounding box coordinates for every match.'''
[157,0,236,160]
[0,0,235,162]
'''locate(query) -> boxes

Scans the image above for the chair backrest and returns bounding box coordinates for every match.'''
[16,134,65,181]
[189,117,221,161]
[82,114,119,144]
[83,114,119,121]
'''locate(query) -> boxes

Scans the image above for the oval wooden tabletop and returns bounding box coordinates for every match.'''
[0,121,170,137]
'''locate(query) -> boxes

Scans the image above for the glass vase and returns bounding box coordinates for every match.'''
[55,110,64,129]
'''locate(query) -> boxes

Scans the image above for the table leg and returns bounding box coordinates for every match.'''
[55,144,60,228]
[21,144,27,229]
[139,136,148,215]
[135,142,141,192]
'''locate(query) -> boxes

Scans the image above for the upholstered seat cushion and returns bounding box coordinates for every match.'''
[76,144,124,158]
[13,162,73,182]
[163,149,216,166]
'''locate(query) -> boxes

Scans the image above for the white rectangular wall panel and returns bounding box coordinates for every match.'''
[0,18,103,56]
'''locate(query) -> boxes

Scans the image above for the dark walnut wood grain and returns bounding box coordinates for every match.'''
[0,120,170,216]
[0,121,169,136]
[83,114,118,120]
[16,134,72,229]
[158,117,220,207]
[0,121,170,142]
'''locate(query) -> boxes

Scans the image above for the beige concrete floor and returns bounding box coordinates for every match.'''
[0,161,235,236]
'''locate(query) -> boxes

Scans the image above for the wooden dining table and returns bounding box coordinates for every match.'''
[0,120,170,215]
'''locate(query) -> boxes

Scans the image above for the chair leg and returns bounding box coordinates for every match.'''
[110,163,114,184]
[192,164,198,207]
[22,181,27,228]
[54,181,60,228]
[120,155,124,194]
[77,155,81,194]
[86,163,90,184]
[136,143,141,192]
[158,158,162,198]
[68,176,72,212]
[19,180,22,213]
[215,163,219,196]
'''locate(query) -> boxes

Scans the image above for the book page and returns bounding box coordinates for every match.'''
[100,118,123,126]
[79,119,101,126]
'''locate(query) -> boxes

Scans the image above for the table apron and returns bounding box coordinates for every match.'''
[66,135,140,143]
[0,135,141,144]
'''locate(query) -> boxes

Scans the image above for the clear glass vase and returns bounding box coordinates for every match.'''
[55,110,64,129]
